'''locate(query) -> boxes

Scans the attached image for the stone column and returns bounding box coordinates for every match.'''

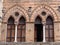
[14,23,18,42]
[26,22,34,42]
[42,22,46,42]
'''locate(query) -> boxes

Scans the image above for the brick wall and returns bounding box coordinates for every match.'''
[1,0,60,42]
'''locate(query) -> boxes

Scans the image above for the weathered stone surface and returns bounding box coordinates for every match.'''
[0,42,60,45]
[53,42,60,45]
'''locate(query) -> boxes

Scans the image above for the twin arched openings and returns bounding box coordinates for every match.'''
[7,16,26,42]
[34,16,54,42]
[6,16,54,42]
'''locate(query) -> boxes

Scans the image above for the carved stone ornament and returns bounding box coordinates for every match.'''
[15,12,19,16]
[41,11,46,16]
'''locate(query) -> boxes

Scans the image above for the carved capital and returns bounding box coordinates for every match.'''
[15,21,18,25]
[42,21,46,25]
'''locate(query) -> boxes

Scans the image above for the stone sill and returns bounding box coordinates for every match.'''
[0,42,60,45]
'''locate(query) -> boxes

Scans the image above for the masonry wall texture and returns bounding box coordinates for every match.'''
[0,42,60,45]
[0,0,60,43]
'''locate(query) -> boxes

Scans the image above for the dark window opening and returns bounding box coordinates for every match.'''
[17,16,26,42]
[46,16,54,42]
[7,17,15,42]
[34,16,43,42]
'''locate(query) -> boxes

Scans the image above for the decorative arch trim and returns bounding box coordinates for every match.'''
[31,4,58,22]
[2,5,29,22]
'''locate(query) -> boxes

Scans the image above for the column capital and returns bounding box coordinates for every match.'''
[15,21,18,25]
[42,21,46,25]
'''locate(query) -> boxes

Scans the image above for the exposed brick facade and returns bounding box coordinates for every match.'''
[0,0,60,42]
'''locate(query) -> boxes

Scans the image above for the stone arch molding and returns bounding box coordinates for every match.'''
[31,4,58,22]
[2,5,29,23]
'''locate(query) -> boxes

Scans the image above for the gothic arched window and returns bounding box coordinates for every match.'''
[34,16,43,42]
[17,16,26,42]
[46,16,54,42]
[7,16,15,42]
[35,16,42,24]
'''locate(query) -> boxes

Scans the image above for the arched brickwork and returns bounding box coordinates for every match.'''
[1,5,29,42]
[30,4,58,22]
[2,5,29,23]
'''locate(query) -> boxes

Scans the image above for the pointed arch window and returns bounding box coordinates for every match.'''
[45,16,54,42]
[8,17,14,24]
[7,16,15,42]
[35,16,42,24]
[34,16,43,42]
[17,16,26,42]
